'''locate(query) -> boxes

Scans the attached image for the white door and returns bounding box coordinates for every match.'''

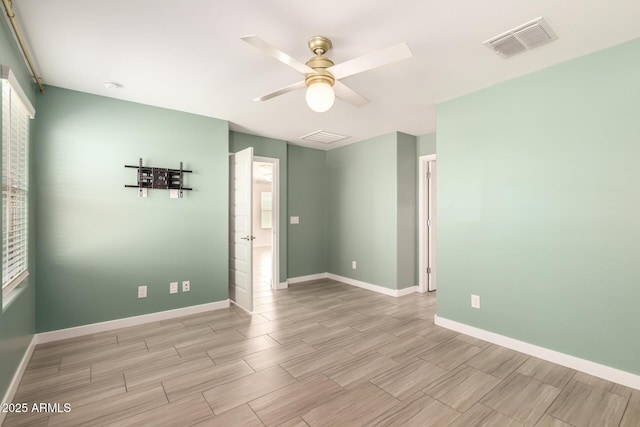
[229,147,254,312]
[427,160,437,291]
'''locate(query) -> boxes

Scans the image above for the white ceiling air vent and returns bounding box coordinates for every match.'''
[484,17,558,58]
[300,130,349,144]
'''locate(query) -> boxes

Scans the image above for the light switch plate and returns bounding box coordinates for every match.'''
[170,282,178,294]
[471,294,480,309]
[169,189,179,199]
[290,216,299,224]
[138,285,147,298]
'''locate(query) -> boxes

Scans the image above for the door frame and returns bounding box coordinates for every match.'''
[253,156,280,291]
[418,154,436,293]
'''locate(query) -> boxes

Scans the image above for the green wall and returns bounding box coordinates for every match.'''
[327,132,417,290]
[229,131,288,283]
[0,17,36,401]
[417,132,436,156]
[287,145,328,278]
[35,87,229,332]
[397,133,417,289]
[437,38,640,374]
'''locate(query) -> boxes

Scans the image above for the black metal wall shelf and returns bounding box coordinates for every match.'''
[125,158,192,198]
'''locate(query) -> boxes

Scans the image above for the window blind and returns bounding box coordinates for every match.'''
[2,70,32,297]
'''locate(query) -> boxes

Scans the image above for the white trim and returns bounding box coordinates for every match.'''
[0,335,36,425]
[253,156,280,292]
[287,273,328,284]
[288,272,419,297]
[397,286,419,296]
[275,282,289,289]
[37,300,230,344]
[2,271,29,300]
[418,154,436,293]
[1,66,35,118]
[435,315,640,391]
[327,273,417,297]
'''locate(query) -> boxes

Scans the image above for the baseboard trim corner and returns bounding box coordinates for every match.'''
[287,273,328,284]
[397,286,419,296]
[434,315,640,391]
[0,334,36,423]
[275,282,289,289]
[37,300,230,344]
[327,273,417,297]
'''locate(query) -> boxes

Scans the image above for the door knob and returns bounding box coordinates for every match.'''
[240,235,256,241]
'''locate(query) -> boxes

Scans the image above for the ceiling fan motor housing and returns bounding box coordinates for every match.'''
[305,36,335,87]
[305,57,335,87]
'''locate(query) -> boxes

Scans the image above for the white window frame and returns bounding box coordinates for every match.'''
[2,66,35,298]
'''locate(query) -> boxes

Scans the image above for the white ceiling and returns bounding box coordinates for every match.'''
[11,0,640,150]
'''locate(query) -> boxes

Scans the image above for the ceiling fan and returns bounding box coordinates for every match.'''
[241,35,413,113]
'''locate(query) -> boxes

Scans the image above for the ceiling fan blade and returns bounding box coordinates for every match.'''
[333,81,369,107]
[241,35,314,74]
[254,80,306,101]
[328,42,412,80]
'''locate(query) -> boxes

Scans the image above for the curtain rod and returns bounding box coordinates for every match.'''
[2,0,45,93]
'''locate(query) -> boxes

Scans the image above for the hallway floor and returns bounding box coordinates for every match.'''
[253,245,273,295]
[4,279,638,426]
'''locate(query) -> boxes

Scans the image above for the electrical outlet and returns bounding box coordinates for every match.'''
[170,282,178,294]
[138,285,147,298]
[182,281,190,292]
[471,294,480,309]
[352,260,357,269]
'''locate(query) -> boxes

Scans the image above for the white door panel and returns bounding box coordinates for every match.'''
[229,147,254,312]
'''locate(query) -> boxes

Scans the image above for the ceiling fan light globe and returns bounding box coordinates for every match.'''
[305,81,335,113]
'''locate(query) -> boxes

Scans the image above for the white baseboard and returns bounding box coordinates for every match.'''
[0,335,36,424]
[435,315,640,391]
[327,273,418,298]
[287,273,329,284]
[274,282,289,289]
[288,271,419,297]
[397,286,419,296]
[37,300,230,344]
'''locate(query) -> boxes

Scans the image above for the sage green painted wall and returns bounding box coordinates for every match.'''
[436,38,640,374]
[35,87,229,332]
[397,133,417,289]
[229,131,287,283]
[417,132,436,156]
[0,17,36,401]
[287,145,327,278]
[327,133,398,289]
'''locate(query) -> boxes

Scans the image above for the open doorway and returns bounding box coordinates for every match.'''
[252,156,280,302]
[252,160,274,295]
[229,149,280,313]
[419,154,436,292]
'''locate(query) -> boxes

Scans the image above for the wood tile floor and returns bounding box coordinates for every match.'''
[4,279,639,426]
